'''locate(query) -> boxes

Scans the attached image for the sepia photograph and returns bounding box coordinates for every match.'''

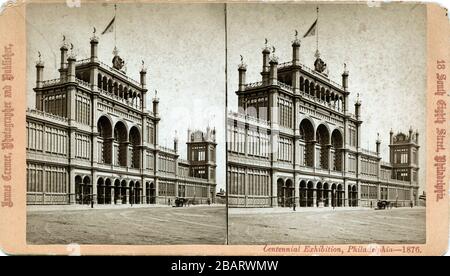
[25,2,226,245]
[226,3,427,245]
[0,0,448,256]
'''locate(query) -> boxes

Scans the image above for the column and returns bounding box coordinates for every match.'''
[271,174,278,207]
[312,188,317,207]
[344,182,349,207]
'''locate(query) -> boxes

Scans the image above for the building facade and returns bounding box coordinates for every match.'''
[26,35,217,205]
[227,36,420,208]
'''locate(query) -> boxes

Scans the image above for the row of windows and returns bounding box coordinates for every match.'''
[348,126,357,147]
[191,166,206,179]
[191,145,206,161]
[178,166,189,177]
[242,97,268,121]
[278,97,293,128]
[27,122,44,152]
[158,154,176,173]
[278,137,293,162]
[247,129,270,158]
[348,154,357,173]
[394,148,409,164]
[43,93,67,117]
[158,181,176,196]
[178,184,208,198]
[145,152,155,171]
[27,163,67,193]
[75,94,91,125]
[227,126,246,154]
[75,133,91,160]
[27,122,68,156]
[227,166,270,196]
[361,158,378,176]
[147,123,155,144]
[360,185,378,199]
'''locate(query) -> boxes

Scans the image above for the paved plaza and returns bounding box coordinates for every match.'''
[27,205,226,245]
[228,207,426,245]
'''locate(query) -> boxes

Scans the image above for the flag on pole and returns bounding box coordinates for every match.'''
[101,16,115,35]
[303,19,317,38]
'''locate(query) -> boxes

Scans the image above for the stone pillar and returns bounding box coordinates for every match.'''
[92,172,98,204]
[36,62,44,89]
[344,183,349,207]
[238,64,247,92]
[271,174,278,207]
[312,189,317,207]
[327,190,331,207]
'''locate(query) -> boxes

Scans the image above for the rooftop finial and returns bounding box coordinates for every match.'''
[68,43,76,58]
[292,29,301,46]
[265,38,268,46]
[36,51,43,65]
[238,55,247,69]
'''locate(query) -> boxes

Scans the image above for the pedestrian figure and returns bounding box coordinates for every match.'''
[91,196,94,209]
[410,200,413,208]
[293,203,296,211]
[370,201,373,209]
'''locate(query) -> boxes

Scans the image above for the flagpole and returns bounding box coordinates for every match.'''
[316,6,319,53]
[114,4,117,49]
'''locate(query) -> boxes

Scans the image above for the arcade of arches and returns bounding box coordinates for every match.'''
[276,178,358,207]
[97,116,141,168]
[74,175,156,204]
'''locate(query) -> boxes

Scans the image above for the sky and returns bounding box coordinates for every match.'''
[226,3,427,192]
[26,3,427,193]
[26,3,226,189]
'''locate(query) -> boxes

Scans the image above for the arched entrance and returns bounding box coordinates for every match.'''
[105,178,112,204]
[352,185,358,207]
[114,179,120,204]
[307,181,314,207]
[149,182,156,204]
[337,184,343,207]
[316,182,323,207]
[82,176,91,204]
[285,179,294,207]
[323,183,330,207]
[299,180,307,207]
[299,119,315,167]
[135,181,141,204]
[75,175,83,204]
[316,124,330,169]
[331,129,343,171]
[114,121,128,167]
[97,178,105,204]
[331,183,337,208]
[129,126,141,168]
[277,178,285,207]
[129,181,135,204]
[97,116,113,164]
[120,180,127,204]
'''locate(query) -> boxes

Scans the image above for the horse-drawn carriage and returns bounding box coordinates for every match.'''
[377,200,391,209]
